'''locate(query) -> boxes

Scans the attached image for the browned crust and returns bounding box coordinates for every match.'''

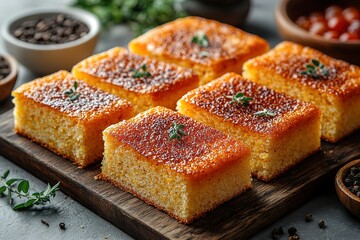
[178,72,320,137]
[12,70,133,123]
[14,127,98,168]
[96,173,252,224]
[129,16,269,68]
[72,47,198,96]
[253,148,320,182]
[244,41,360,99]
[105,106,250,177]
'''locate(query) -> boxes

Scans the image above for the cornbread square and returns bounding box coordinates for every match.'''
[128,16,269,86]
[243,41,360,142]
[12,70,134,167]
[99,106,251,223]
[177,73,321,181]
[72,47,198,114]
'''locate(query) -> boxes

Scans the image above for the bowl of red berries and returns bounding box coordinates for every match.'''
[275,0,360,65]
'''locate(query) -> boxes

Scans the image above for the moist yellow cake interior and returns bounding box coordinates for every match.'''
[12,70,134,167]
[243,41,360,142]
[72,47,199,114]
[177,73,321,181]
[100,106,251,223]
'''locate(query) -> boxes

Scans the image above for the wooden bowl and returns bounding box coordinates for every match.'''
[275,0,360,66]
[0,54,18,102]
[335,159,360,218]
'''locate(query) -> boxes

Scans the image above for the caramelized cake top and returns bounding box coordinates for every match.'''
[129,16,269,65]
[246,41,360,97]
[180,73,318,134]
[13,71,132,120]
[74,47,196,93]
[107,106,249,177]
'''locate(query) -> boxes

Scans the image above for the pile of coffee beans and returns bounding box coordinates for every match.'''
[344,165,360,197]
[12,14,89,45]
[0,56,10,81]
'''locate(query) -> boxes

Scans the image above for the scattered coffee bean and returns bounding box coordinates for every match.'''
[271,227,284,240]
[59,222,66,230]
[305,213,313,222]
[344,165,360,197]
[41,219,49,227]
[288,234,300,240]
[288,226,297,236]
[319,220,326,229]
[0,56,10,81]
[12,14,89,45]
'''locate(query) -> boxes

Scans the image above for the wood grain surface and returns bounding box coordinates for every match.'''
[0,109,359,240]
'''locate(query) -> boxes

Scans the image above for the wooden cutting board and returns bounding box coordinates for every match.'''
[0,109,359,239]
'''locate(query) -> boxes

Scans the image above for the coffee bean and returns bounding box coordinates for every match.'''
[0,56,10,80]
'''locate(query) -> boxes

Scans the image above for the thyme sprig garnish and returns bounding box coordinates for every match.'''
[131,63,152,78]
[226,92,253,106]
[191,32,209,47]
[301,59,328,79]
[254,108,276,117]
[64,81,80,101]
[169,122,186,141]
[0,170,60,210]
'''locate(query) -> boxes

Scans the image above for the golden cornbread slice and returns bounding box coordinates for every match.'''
[177,73,321,181]
[12,70,134,167]
[99,106,251,224]
[72,47,198,114]
[243,41,360,142]
[128,16,269,85]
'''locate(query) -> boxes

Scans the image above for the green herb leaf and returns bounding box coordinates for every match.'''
[0,186,6,194]
[301,59,328,79]
[13,203,26,210]
[226,92,253,106]
[2,170,10,179]
[64,81,80,101]
[0,170,60,210]
[191,32,209,47]
[312,59,320,66]
[132,64,152,78]
[254,108,276,117]
[169,122,186,141]
[6,179,19,186]
[18,180,29,194]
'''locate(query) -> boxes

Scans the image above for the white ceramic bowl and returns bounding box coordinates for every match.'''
[1,7,100,75]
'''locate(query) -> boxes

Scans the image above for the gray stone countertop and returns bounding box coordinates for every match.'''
[0,0,359,239]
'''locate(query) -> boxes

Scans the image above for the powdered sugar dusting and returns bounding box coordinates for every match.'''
[78,48,195,93]
[23,71,131,119]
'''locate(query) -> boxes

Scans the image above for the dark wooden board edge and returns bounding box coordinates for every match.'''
[1,109,360,239]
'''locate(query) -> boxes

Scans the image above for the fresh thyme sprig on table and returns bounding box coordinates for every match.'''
[132,64,152,78]
[226,92,253,106]
[191,32,209,47]
[0,170,60,210]
[300,59,328,79]
[254,108,276,117]
[169,122,186,141]
[64,81,80,101]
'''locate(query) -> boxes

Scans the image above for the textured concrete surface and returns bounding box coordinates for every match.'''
[1,0,359,239]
